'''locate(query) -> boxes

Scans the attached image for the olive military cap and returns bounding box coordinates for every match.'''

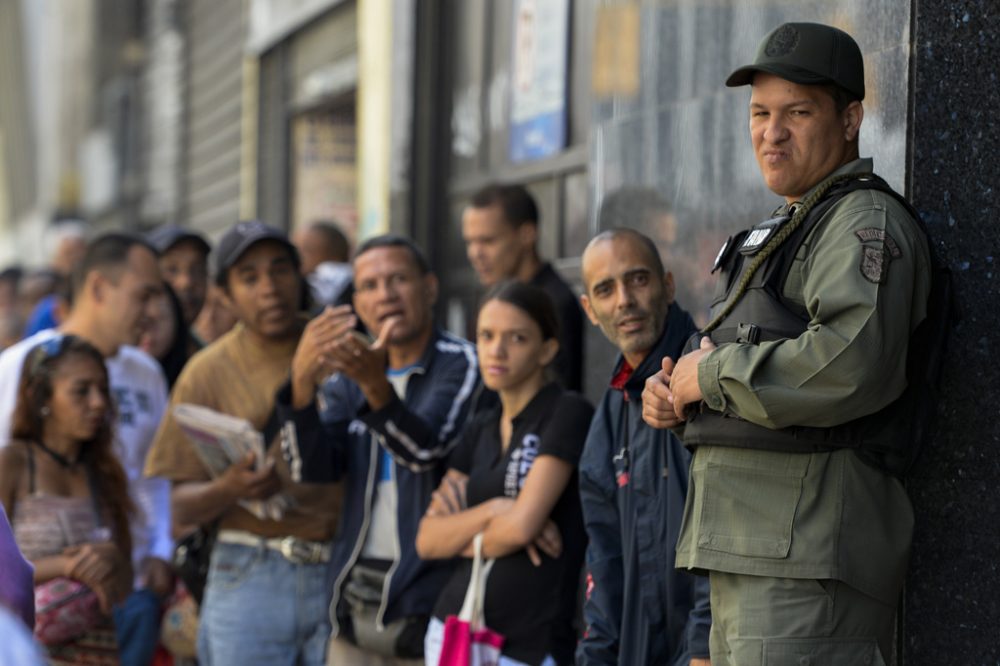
[726,22,865,100]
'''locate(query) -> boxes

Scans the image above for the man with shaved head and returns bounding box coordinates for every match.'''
[576,228,710,666]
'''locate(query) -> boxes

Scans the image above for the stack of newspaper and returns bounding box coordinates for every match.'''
[173,403,290,521]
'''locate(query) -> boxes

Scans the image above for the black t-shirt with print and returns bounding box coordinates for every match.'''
[433,383,592,666]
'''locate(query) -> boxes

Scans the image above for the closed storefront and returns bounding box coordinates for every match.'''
[434,0,602,393]
[182,0,247,237]
[252,0,358,242]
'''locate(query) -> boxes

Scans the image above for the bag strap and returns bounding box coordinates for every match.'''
[458,533,495,629]
[702,171,872,335]
[21,440,103,528]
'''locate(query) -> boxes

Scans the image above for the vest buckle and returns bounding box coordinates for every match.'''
[736,322,762,344]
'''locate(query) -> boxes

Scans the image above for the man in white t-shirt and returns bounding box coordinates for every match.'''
[0,233,171,664]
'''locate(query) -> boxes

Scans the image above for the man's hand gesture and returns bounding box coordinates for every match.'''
[642,336,717,427]
[290,305,357,409]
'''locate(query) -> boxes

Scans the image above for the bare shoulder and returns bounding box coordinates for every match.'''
[0,442,28,472]
[0,442,29,506]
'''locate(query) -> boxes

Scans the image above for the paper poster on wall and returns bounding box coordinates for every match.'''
[592,4,640,97]
[509,0,569,163]
[291,108,358,242]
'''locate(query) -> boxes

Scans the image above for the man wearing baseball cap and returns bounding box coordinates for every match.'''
[147,225,212,328]
[642,23,934,664]
[146,220,342,664]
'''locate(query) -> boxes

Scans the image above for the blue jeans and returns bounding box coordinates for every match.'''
[197,542,332,665]
[113,588,162,666]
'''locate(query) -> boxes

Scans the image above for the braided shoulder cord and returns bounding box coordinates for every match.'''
[700,171,873,335]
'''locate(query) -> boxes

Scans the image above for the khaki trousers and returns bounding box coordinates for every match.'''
[708,571,896,666]
[326,636,423,666]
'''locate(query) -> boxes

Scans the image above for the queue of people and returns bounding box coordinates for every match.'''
[0,20,938,666]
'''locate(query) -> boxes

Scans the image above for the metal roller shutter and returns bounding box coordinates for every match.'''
[0,0,36,224]
[182,0,246,236]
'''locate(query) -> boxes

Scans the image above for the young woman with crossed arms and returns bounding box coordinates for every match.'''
[418,281,593,666]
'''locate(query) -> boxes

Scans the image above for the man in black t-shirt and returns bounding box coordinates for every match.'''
[461,184,583,390]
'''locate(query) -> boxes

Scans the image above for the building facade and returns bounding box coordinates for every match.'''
[0,1,996,662]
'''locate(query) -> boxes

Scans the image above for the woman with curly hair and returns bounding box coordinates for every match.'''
[0,335,134,663]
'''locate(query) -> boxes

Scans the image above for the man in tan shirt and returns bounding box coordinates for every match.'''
[146,220,341,665]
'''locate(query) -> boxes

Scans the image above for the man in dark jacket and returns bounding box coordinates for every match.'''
[462,183,583,390]
[275,234,481,664]
[577,228,711,666]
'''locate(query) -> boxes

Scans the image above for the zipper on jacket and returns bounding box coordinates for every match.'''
[614,398,632,488]
[329,435,380,636]
[375,443,401,632]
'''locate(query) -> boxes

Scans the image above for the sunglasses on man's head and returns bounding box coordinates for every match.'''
[26,335,72,377]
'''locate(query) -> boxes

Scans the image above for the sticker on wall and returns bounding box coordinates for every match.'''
[509,0,569,163]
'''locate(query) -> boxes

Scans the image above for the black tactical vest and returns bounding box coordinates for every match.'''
[681,175,947,476]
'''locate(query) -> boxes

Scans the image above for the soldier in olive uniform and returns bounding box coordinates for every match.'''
[642,23,932,666]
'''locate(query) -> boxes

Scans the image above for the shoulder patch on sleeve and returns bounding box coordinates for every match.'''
[860,247,887,283]
[855,228,902,258]
[856,228,902,283]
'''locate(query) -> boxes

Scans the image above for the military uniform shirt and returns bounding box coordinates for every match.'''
[676,158,932,604]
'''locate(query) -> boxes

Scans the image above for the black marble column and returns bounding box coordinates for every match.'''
[906,1,1000,664]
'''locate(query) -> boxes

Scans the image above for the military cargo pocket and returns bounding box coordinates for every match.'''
[762,637,884,665]
[697,452,809,559]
